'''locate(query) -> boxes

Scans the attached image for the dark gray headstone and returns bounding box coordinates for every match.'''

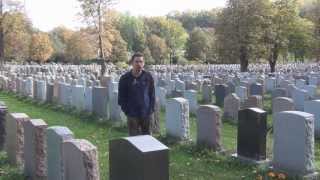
[237,108,267,161]
[0,103,7,150]
[215,84,229,107]
[109,135,169,180]
[250,83,263,96]
[46,83,54,103]
[92,86,108,117]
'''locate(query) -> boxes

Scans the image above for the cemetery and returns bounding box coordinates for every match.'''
[0,63,319,179]
[0,0,319,179]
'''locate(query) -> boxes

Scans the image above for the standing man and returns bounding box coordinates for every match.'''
[118,52,155,136]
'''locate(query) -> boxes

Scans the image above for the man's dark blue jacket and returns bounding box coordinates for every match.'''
[118,70,155,118]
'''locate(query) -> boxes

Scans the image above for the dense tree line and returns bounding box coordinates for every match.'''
[1,0,319,72]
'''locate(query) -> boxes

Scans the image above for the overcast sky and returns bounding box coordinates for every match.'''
[22,0,226,32]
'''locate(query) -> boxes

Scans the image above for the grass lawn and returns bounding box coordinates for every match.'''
[0,91,319,180]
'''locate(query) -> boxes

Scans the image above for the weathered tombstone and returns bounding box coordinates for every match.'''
[271,88,288,99]
[63,139,100,180]
[242,95,263,109]
[273,111,318,178]
[170,90,183,98]
[84,87,93,112]
[5,113,30,168]
[304,85,317,99]
[0,103,7,150]
[109,135,169,180]
[155,87,167,108]
[202,84,212,103]
[304,100,320,138]
[272,97,295,114]
[151,98,161,134]
[92,86,108,117]
[227,81,236,94]
[296,79,306,89]
[71,85,85,111]
[234,108,268,164]
[183,90,198,114]
[250,83,263,96]
[196,105,222,150]
[109,91,125,123]
[46,82,54,103]
[215,84,228,107]
[223,93,240,122]
[292,88,309,111]
[175,79,186,92]
[47,126,74,180]
[165,98,189,140]
[266,78,276,92]
[23,119,48,180]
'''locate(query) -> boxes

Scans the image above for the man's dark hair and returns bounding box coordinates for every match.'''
[130,52,144,63]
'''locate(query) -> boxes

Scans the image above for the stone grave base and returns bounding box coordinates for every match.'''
[231,153,270,168]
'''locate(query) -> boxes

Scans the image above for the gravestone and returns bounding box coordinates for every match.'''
[151,98,161,134]
[46,82,54,103]
[235,108,268,164]
[266,78,276,92]
[0,103,7,150]
[292,88,309,111]
[84,87,93,112]
[23,119,48,180]
[235,86,248,102]
[273,111,318,178]
[202,84,212,103]
[165,98,189,140]
[109,91,125,123]
[63,139,100,180]
[92,86,108,117]
[271,88,287,99]
[184,90,198,114]
[71,85,85,111]
[304,100,320,138]
[47,126,74,180]
[296,79,306,89]
[109,135,169,180]
[272,97,295,114]
[242,95,263,109]
[196,105,222,150]
[250,83,263,96]
[5,113,30,168]
[215,84,229,107]
[223,93,240,122]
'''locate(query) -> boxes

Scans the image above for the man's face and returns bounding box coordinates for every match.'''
[132,56,144,71]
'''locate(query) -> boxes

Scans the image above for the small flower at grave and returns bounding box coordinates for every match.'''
[267,172,276,178]
[277,173,286,179]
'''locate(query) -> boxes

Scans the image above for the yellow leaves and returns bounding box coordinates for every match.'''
[29,32,53,63]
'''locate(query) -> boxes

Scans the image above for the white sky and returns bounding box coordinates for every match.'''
[22,0,226,32]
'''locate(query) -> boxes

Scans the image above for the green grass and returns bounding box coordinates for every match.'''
[0,91,319,180]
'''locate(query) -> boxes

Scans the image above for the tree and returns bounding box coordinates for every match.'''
[78,0,117,75]
[3,11,32,62]
[118,14,146,52]
[29,32,53,63]
[147,34,168,64]
[65,30,95,63]
[49,26,74,62]
[266,0,300,72]
[185,27,212,62]
[216,0,272,71]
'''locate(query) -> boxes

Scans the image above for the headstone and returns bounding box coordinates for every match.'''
[292,88,309,111]
[184,90,198,114]
[296,79,306,89]
[23,119,48,180]
[165,98,189,140]
[235,108,268,163]
[151,98,161,134]
[46,82,54,103]
[71,85,85,111]
[47,126,74,180]
[196,105,222,150]
[109,135,169,180]
[273,111,318,178]
[0,103,7,150]
[266,78,276,92]
[235,86,248,102]
[250,83,263,96]
[215,84,228,107]
[155,87,167,108]
[304,100,320,138]
[92,86,108,117]
[272,97,295,114]
[202,84,212,103]
[242,95,263,109]
[223,93,240,122]
[84,87,93,112]
[63,139,100,180]
[5,113,30,168]
[271,88,287,99]
[110,91,125,123]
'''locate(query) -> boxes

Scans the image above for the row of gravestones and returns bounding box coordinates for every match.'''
[0,102,170,180]
[0,75,127,123]
[166,97,319,178]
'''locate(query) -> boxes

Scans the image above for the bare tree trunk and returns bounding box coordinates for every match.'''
[269,43,279,73]
[240,45,248,72]
[98,0,106,76]
[0,0,4,68]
